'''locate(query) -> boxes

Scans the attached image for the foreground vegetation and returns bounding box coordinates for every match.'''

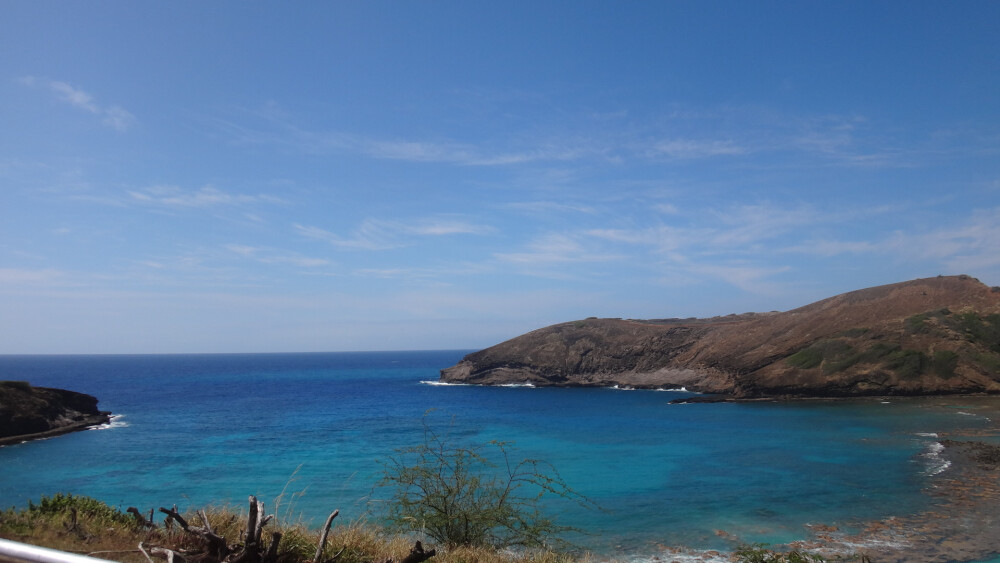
[0,495,873,563]
[0,494,572,563]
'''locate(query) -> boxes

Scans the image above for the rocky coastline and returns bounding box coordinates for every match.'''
[787,437,1000,562]
[441,276,1000,400]
[0,381,111,446]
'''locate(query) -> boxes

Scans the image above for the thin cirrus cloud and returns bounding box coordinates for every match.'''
[19,76,135,132]
[585,203,818,256]
[218,101,967,173]
[502,201,599,215]
[128,185,284,208]
[0,268,66,286]
[218,107,608,166]
[225,244,331,268]
[495,233,621,265]
[795,207,1000,269]
[215,101,934,171]
[294,217,492,251]
[648,139,747,159]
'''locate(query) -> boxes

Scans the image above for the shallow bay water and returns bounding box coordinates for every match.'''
[1,351,997,556]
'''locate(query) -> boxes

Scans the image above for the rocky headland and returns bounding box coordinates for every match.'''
[441,275,1000,399]
[0,381,111,446]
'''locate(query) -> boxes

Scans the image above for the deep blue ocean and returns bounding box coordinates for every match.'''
[2,351,998,558]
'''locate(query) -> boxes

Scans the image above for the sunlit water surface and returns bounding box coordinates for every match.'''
[1,352,997,556]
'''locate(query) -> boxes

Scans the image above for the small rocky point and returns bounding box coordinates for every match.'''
[0,381,111,446]
[441,275,1000,398]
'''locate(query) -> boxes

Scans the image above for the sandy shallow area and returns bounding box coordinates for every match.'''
[633,400,1000,563]
[784,438,1000,563]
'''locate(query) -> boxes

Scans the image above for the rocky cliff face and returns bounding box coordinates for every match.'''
[440,276,1000,398]
[0,381,111,445]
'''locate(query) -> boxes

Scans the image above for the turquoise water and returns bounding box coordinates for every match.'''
[1,351,997,555]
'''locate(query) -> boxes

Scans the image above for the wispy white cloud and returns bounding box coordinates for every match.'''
[353,261,492,280]
[101,105,136,132]
[779,207,1000,280]
[295,217,491,250]
[212,101,980,176]
[225,244,331,267]
[0,268,66,285]
[704,203,818,249]
[587,225,692,254]
[653,203,680,215]
[20,77,136,131]
[128,185,283,208]
[48,81,101,113]
[587,203,815,256]
[648,139,747,159]
[495,233,621,265]
[217,110,597,167]
[783,239,879,257]
[408,218,493,236]
[889,208,1000,271]
[681,261,793,294]
[503,201,599,215]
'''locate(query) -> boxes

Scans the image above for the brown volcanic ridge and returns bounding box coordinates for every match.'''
[440,275,1000,399]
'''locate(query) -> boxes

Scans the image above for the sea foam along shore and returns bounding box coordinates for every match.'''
[780,438,1000,563]
[616,438,1000,563]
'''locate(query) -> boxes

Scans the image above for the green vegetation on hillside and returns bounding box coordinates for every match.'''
[784,308,1000,380]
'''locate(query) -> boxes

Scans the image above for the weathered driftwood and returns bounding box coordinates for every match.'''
[144,496,428,563]
[158,504,230,562]
[227,496,275,563]
[313,509,339,563]
[129,507,157,529]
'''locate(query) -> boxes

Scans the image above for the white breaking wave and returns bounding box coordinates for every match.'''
[919,441,952,476]
[89,414,129,431]
[619,548,733,563]
[955,411,991,421]
[419,380,536,388]
[915,432,938,438]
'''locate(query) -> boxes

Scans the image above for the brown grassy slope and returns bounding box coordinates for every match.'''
[441,276,1000,397]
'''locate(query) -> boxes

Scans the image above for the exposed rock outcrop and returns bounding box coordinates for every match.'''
[0,381,111,446]
[440,275,1000,398]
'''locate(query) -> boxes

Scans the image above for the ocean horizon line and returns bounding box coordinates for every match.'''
[0,348,479,358]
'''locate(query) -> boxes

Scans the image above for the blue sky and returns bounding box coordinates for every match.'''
[2,2,999,354]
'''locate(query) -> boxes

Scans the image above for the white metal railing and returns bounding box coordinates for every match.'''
[0,539,119,563]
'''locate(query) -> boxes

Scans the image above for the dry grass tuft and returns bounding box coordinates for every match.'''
[0,495,573,563]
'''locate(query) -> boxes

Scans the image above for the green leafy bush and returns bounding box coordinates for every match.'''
[930,350,959,378]
[785,340,859,373]
[376,417,591,549]
[786,347,823,369]
[904,313,930,334]
[858,342,900,363]
[27,493,132,527]
[884,349,928,379]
